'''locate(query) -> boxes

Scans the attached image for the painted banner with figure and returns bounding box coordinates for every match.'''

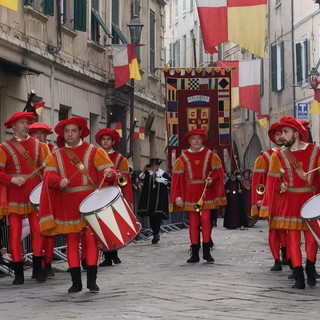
[163,67,237,173]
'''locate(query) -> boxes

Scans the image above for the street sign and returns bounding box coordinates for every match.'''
[296,103,309,121]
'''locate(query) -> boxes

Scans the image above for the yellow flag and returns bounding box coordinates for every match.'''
[258,117,268,128]
[310,100,320,114]
[0,0,18,11]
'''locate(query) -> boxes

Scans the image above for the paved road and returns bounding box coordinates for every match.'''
[0,219,319,320]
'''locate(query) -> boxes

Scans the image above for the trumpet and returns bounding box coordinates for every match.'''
[256,184,265,195]
[194,172,212,213]
[117,175,128,187]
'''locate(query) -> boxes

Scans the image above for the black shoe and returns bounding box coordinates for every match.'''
[111,251,121,264]
[187,245,200,263]
[306,259,317,287]
[32,256,46,282]
[12,261,24,285]
[99,252,113,267]
[87,265,99,292]
[151,234,160,244]
[68,267,82,293]
[68,283,83,293]
[292,266,305,289]
[44,263,55,278]
[270,259,282,271]
[203,242,214,262]
[280,247,289,265]
[81,259,87,271]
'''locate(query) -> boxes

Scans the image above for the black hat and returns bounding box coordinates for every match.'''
[148,158,162,166]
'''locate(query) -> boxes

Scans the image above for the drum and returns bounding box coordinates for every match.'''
[79,186,141,251]
[300,194,320,246]
[29,182,43,211]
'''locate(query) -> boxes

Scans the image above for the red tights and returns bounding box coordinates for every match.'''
[8,212,44,262]
[287,230,318,268]
[189,210,211,245]
[268,229,287,260]
[66,226,98,268]
[44,236,55,264]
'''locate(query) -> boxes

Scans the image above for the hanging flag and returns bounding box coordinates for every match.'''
[196,0,267,57]
[310,89,320,114]
[133,126,145,140]
[257,114,270,128]
[0,0,18,11]
[110,122,123,137]
[217,60,261,113]
[112,44,141,89]
[32,101,45,116]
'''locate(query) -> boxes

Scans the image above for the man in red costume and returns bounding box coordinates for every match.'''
[0,112,50,285]
[95,128,133,266]
[29,122,56,278]
[262,116,319,289]
[170,129,226,263]
[39,117,116,293]
[251,123,288,271]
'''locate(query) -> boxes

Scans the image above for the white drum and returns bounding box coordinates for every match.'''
[29,182,43,211]
[79,186,141,251]
[301,194,320,246]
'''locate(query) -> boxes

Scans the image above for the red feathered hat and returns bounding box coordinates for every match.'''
[29,122,53,135]
[183,128,208,143]
[95,128,121,148]
[299,120,311,130]
[278,116,308,142]
[268,122,282,143]
[4,112,36,129]
[54,117,90,139]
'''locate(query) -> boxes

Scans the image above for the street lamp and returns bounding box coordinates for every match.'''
[308,67,320,89]
[126,15,144,159]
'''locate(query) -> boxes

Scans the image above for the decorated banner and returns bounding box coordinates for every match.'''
[163,67,237,172]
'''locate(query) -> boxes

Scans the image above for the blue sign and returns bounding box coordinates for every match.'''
[297,103,309,121]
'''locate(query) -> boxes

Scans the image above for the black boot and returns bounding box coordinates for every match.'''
[292,266,305,289]
[305,259,317,287]
[270,259,282,271]
[151,234,160,244]
[12,261,24,285]
[32,256,46,282]
[187,244,200,263]
[287,259,293,270]
[99,252,112,267]
[68,267,82,293]
[81,259,87,271]
[111,251,121,264]
[44,263,55,278]
[203,242,214,262]
[87,265,99,292]
[280,247,289,265]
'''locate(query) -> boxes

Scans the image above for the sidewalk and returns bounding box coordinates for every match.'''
[0,219,319,320]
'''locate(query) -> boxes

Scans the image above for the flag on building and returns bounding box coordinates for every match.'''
[196,0,267,57]
[112,44,141,89]
[217,60,261,113]
[32,101,45,116]
[256,114,270,128]
[110,122,123,137]
[310,88,320,114]
[0,0,18,11]
[133,126,145,140]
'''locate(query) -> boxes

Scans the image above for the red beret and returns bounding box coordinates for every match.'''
[299,120,310,130]
[268,122,282,143]
[54,117,90,139]
[278,116,308,142]
[95,128,120,148]
[29,122,53,135]
[183,128,208,143]
[4,112,36,128]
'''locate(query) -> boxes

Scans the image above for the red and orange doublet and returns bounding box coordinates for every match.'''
[0,137,50,216]
[39,142,115,236]
[108,150,133,207]
[262,144,320,230]
[169,147,226,212]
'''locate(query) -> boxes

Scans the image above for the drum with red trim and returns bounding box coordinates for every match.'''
[29,182,43,211]
[301,194,320,246]
[79,186,141,251]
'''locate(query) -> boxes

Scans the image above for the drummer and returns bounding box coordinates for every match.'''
[262,116,319,289]
[39,117,116,293]
[0,112,50,285]
[29,122,56,278]
[95,128,133,267]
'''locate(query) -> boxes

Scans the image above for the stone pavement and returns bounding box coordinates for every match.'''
[0,219,319,320]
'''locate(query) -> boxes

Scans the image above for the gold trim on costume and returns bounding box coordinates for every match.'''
[61,185,95,193]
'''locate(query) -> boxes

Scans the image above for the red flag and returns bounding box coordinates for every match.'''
[133,126,145,140]
[32,101,45,116]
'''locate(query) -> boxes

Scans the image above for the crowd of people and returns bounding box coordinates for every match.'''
[0,111,319,292]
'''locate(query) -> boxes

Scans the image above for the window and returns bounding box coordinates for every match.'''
[169,42,173,67]
[296,38,309,85]
[25,0,54,15]
[59,105,70,121]
[74,0,87,31]
[183,0,186,17]
[182,35,187,67]
[91,0,100,43]
[174,0,178,23]
[271,42,284,92]
[175,39,180,67]
[150,10,156,74]
[169,2,173,27]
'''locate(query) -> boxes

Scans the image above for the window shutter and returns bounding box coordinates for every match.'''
[25,0,33,5]
[304,39,309,81]
[296,42,302,84]
[150,11,155,73]
[43,0,54,15]
[280,41,285,90]
[74,0,87,31]
[271,45,277,92]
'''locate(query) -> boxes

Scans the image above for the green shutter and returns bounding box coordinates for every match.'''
[304,39,309,81]
[296,42,302,84]
[25,0,33,5]
[280,41,284,90]
[112,23,128,44]
[44,0,54,16]
[74,0,87,32]
[92,8,113,39]
[271,45,277,92]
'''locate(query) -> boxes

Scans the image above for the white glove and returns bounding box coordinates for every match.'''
[156,177,168,185]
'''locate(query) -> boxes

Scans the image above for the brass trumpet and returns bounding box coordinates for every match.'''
[256,184,265,195]
[194,172,212,213]
[117,175,128,187]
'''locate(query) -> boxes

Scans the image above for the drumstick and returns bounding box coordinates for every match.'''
[303,166,320,176]
[96,173,107,191]
[24,165,46,180]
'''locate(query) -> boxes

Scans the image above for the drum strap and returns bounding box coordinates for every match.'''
[63,147,97,188]
[283,148,307,181]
